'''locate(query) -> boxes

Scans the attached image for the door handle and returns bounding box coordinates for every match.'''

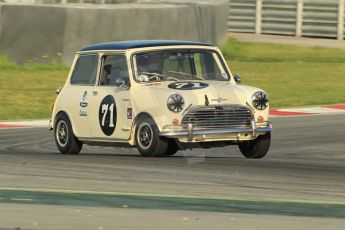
[92,91,98,96]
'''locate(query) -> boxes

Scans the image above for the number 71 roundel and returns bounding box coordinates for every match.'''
[99,95,117,136]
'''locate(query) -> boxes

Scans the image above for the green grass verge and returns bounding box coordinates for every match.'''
[0,56,68,120]
[1,36,345,120]
[221,37,345,108]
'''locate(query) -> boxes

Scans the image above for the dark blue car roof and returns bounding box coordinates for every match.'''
[80,40,212,51]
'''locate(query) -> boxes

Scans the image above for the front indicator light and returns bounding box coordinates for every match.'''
[257,116,264,123]
[172,119,179,126]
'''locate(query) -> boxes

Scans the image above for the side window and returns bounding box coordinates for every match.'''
[100,55,129,86]
[70,54,99,85]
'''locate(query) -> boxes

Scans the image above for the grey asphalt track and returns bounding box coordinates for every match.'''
[0,114,344,229]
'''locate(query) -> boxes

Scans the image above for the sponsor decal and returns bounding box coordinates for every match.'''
[211,96,228,103]
[79,91,88,116]
[99,95,117,136]
[79,110,88,117]
[168,82,208,90]
[144,82,162,87]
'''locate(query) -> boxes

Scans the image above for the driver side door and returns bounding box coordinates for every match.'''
[87,54,132,141]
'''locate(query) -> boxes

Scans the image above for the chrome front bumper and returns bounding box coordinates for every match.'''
[160,121,272,141]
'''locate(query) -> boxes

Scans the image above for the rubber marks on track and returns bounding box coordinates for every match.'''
[269,105,345,117]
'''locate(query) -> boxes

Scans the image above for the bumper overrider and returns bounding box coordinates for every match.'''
[160,121,272,142]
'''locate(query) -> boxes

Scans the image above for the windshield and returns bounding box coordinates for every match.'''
[133,50,230,82]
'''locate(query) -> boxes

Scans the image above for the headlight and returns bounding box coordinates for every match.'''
[167,94,185,113]
[252,91,269,110]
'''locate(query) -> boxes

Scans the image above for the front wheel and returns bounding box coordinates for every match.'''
[164,141,179,156]
[54,113,83,154]
[238,132,271,159]
[135,115,169,157]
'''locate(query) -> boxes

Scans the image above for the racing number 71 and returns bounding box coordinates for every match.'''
[101,103,115,127]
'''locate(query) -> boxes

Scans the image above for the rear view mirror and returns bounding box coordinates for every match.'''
[169,53,187,61]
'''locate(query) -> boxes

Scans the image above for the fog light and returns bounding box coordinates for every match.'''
[172,119,179,126]
[257,116,264,123]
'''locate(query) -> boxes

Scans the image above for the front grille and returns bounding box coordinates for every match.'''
[181,105,253,129]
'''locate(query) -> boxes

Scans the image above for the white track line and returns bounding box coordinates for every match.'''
[9,198,34,202]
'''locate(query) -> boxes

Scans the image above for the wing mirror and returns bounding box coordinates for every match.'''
[56,87,61,95]
[234,74,241,84]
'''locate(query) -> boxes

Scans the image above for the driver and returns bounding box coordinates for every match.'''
[136,54,162,82]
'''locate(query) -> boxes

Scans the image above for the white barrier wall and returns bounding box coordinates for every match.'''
[0,0,228,65]
[228,0,345,40]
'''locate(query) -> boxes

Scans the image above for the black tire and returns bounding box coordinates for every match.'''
[135,115,169,157]
[54,113,83,154]
[238,132,271,159]
[164,140,179,156]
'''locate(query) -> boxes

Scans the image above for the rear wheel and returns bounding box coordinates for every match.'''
[238,132,271,159]
[135,115,169,157]
[54,113,83,154]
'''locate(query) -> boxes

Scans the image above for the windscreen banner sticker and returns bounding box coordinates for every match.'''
[99,95,117,136]
[79,91,88,116]
[168,82,208,90]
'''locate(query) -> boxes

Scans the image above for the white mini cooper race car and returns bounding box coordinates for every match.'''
[51,40,272,158]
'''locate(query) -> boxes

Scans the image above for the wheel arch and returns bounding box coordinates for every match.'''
[129,112,159,146]
[54,110,79,138]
